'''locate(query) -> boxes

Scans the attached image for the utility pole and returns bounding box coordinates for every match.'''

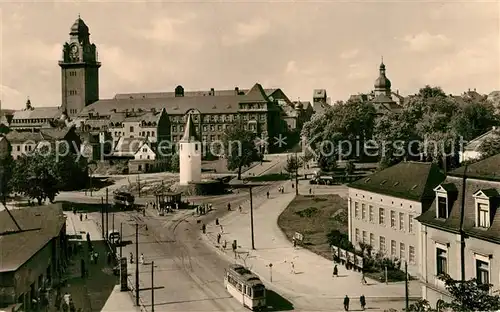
[101,197,105,239]
[135,223,139,306]
[89,168,93,197]
[105,200,109,241]
[119,222,123,259]
[295,152,299,196]
[137,174,141,198]
[151,261,155,312]
[405,261,409,311]
[249,186,255,250]
[112,213,115,233]
[459,165,468,283]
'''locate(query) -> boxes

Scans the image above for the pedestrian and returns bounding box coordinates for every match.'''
[220,224,224,234]
[129,252,134,264]
[227,203,231,211]
[292,183,294,189]
[196,206,199,215]
[360,295,366,311]
[333,264,338,277]
[290,262,295,274]
[86,232,90,242]
[343,295,350,311]
[293,238,297,248]
[85,214,88,220]
[202,223,206,234]
[309,188,312,195]
[361,271,367,284]
[217,233,221,244]
[239,205,242,213]
[140,253,145,265]
[266,191,270,199]
[80,214,83,222]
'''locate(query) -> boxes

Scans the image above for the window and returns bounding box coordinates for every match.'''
[437,196,448,218]
[210,125,215,131]
[217,125,222,131]
[203,125,207,131]
[477,203,490,228]
[409,246,415,264]
[173,126,177,132]
[390,211,396,228]
[369,205,374,222]
[436,248,447,275]
[16,145,20,151]
[354,202,359,218]
[399,243,405,260]
[362,231,367,243]
[409,215,414,233]
[152,131,155,137]
[399,212,405,231]
[370,233,375,247]
[361,204,366,220]
[379,208,385,225]
[391,240,396,257]
[379,236,386,252]
[355,228,360,242]
[130,126,134,132]
[476,258,489,284]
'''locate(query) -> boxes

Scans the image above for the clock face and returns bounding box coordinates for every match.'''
[71,45,78,54]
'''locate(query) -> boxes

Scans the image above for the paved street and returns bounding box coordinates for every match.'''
[202,180,422,311]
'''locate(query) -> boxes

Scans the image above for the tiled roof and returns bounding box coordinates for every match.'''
[82,83,271,117]
[450,153,500,182]
[0,204,65,272]
[122,111,162,123]
[112,137,148,157]
[6,131,43,143]
[12,107,61,120]
[463,127,498,151]
[348,161,445,201]
[113,87,278,100]
[416,175,500,243]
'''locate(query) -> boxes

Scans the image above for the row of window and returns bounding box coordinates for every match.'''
[354,228,416,264]
[68,90,78,96]
[68,71,77,77]
[435,246,490,285]
[113,130,156,137]
[227,276,253,297]
[171,113,267,123]
[437,194,492,229]
[354,202,414,233]
[11,118,51,124]
[69,109,78,115]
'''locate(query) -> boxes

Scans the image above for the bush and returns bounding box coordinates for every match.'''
[295,207,318,218]
[326,230,354,251]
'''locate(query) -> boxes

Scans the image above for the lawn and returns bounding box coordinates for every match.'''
[277,194,347,259]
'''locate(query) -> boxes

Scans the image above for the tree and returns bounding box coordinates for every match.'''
[284,154,301,177]
[345,160,355,175]
[223,123,260,179]
[418,85,446,98]
[478,130,500,159]
[0,154,14,208]
[170,154,180,172]
[387,274,500,312]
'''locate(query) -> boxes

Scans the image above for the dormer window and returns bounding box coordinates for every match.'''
[434,184,457,219]
[473,189,498,228]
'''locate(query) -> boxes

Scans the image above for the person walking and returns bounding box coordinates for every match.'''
[220,224,224,234]
[239,205,242,213]
[309,188,312,195]
[290,262,295,274]
[343,295,350,311]
[217,233,221,244]
[266,191,270,199]
[333,264,338,277]
[360,295,366,311]
[227,203,231,211]
[140,253,145,265]
[129,252,134,264]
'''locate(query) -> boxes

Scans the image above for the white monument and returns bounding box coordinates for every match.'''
[179,113,201,185]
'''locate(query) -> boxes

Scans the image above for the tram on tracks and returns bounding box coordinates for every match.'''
[224,264,266,310]
[113,191,135,210]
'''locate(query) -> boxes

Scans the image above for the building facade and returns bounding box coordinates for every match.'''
[417,154,500,306]
[0,205,67,311]
[10,99,61,133]
[348,162,445,275]
[459,126,498,163]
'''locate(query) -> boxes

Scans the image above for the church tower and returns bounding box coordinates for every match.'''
[59,16,101,118]
[179,114,202,185]
[373,59,392,96]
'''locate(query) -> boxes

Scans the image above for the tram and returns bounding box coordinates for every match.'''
[113,191,135,209]
[224,264,266,310]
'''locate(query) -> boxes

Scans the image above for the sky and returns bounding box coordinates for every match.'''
[0,1,499,110]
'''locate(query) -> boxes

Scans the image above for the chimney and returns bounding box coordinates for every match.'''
[397,89,399,95]
[235,87,239,95]
[468,88,470,92]
[210,88,215,96]
[474,88,476,92]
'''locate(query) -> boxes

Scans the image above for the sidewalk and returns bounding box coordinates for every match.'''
[202,181,421,301]
[64,211,138,312]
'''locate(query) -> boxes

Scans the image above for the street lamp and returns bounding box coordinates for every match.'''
[229,180,263,250]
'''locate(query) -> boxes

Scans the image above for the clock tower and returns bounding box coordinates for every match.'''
[59,16,101,117]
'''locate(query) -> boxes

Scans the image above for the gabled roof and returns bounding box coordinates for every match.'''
[134,141,155,156]
[112,137,149,157]
[348,161,445,201]
[463,127,498,151]
[450,154,500,182]
[473,188,499,198]
[0,204,65,272]
[113,87,278,100]
[241,83,269,102]
[181,114,199,142]
[417,175,500,244]
[12,107,61,120]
